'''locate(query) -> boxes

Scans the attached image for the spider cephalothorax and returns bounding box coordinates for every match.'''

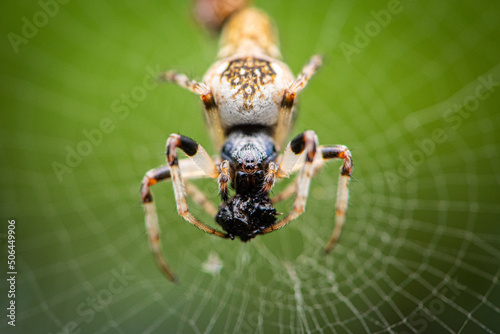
[221,127,277,192]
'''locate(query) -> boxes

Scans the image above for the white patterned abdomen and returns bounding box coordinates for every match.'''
[204,55,294,130]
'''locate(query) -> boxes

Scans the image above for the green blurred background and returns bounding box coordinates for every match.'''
[1,0,499,333]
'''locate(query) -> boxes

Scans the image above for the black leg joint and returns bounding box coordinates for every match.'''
[321,147,341,160]
[290,133,306,154]
[201,92,217,110]
[341,167,351,176]
[155,168,171,181]
[179,135,199,157]
[168,155,179,167]
[143,193,153,203]
[281,90,295,109]
[305,140,316,163]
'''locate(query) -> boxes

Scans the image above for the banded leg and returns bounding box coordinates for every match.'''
[159,71,225,148]
[141,165,177,282]
[166,134,228,237]
[271,150,327,204]
[262,134,353,254]
[262,131,318,235]
[141,158,213,203]
[141,161,214,282]
[274,55,322,147]
[141,135,226,282]
[271,145,336,203]
[288,55,323,93]
[320,145,353,253]
[159,71,211,95]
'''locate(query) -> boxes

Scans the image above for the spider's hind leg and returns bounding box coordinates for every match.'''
[159,71,225,148]
[274,55,322,147]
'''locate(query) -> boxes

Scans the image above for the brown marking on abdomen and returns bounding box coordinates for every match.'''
[221,57,277,110]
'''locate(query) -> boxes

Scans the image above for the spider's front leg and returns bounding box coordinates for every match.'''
[166,134,222,227]
[262,131,319,233]
[140,134,228,282]
[262,132,353,253]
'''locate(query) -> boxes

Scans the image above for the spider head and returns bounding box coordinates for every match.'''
[231,142,268,196]
[215,193,278,241]
[236,145,261,173]
[221,128,277,196]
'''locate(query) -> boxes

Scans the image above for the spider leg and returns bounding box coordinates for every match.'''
[262,161,278,194]
[262,134,353,254]
[288,55,323,93]
[141,160,215,282]
[184,181,218,217]
[141,165,178,282]
[271,179,296,204]
[141,136,228,282]
[166,134,228,238]
[274,55,322,147]
[270,144,334,203]
[159,71,210,95]
[262,131,319,234]
[218,159,231,201]
[159,71,225,148]
[319,145,353,253]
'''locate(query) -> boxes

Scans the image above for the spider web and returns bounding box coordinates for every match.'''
[1,0,499,333]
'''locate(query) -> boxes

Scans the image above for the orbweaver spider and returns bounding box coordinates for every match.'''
[140,5,353,282]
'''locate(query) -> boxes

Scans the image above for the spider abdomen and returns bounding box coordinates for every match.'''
[204,56,293,130]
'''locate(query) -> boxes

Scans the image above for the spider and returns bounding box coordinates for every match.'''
[140,6,353,282]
